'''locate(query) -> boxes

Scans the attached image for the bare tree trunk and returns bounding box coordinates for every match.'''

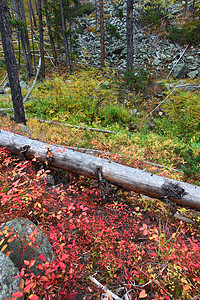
[29,0,37,26]
[126,0,133,72]
[0,1,26,124]
[100,0,105,68]
[38,0,45,79]
[27,0,36,73]
[190,0,196,16]
[43,0,58,65]
[10,0,32,77]
[19,0,33,77]
[59,0,70,67]
[0,130,200,210]
[183,0,188,17]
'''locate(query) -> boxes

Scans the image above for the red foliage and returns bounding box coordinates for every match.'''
[0,148,199,299]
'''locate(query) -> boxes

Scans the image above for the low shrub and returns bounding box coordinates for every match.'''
[167,20,200,46]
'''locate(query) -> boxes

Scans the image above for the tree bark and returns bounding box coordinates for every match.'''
[38,0,45,79]
[43,0,58,65]
[0,130,200,210]
[100,0,105,68]
[59,0,70,67]
[0,1,26,124]
[19,0,33,77]
[126,0,133,72]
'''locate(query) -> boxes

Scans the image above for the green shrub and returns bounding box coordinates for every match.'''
[167,21,200,46]
[154,90,200,142]
[141,0,166,27]
[174,147,200,178]
[106,24,121,40]
[75,3,95,17]
[121,68,152,94]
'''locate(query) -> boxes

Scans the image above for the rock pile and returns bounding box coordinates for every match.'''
[75,0,200,78]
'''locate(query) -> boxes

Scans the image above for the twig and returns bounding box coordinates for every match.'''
[89,276,122,300]
[23,58,41,103]
[0,73,8,87]
[147,89,175,117]
[35,118,117,134]
[166,44,190,79]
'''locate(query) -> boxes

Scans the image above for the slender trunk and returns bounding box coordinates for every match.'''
[100,0,105,68]
[38,0,45,79]
[183,0,188,17]
[27,0,36,73]
[59,0,70,67]
[19,0,33,77]
[190,0,196,16]
[29,0,37,26]
[0,0,26,124]
[126,0,133,72]
[43,0,58,65]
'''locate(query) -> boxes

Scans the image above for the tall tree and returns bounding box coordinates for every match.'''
[59,0,70,67]
[43,0,58,65]
[126,0,133,72]
[100,0,105,68]
[38,0,45,79]
[19,0,33,77]
[0,0,26,124]
[10,0,33,77]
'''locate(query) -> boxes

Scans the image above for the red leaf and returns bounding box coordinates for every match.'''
[12,291,23,297]
[139,290,147,298]
[39,254,46,262]
[24,282,35,293]
[58,261,66,269]
[29,295,39,300]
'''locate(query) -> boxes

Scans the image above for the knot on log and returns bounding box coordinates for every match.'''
[161,181,187,199]
[19,145,30,159]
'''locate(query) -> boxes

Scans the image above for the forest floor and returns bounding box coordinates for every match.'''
[0,63,200,299]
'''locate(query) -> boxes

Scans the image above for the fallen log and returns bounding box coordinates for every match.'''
[0,129,200,210]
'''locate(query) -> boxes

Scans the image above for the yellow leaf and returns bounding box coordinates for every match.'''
[1,244,7,252]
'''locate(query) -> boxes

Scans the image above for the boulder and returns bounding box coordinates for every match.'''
[0,218,55,276]
[173,63,188,79]
[187,70,199,79]
[0,252,24,300]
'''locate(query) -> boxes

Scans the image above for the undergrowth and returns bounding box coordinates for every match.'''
[0,148,199,299]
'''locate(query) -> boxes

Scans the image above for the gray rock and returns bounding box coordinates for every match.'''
[173,63,188,79]
[154,57,161,66]
[187,70,199,79]
[185,55,195,64]
[0,252,24,300]
[0,218,55,276]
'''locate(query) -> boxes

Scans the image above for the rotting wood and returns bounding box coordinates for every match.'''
[0,129,200,210]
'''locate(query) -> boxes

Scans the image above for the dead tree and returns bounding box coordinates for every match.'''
[0,130,200,210]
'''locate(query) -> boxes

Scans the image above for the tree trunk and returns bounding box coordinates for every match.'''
[0,1,26,124]
[10,0,32,77]
[126,0,133,72]
[59,0,70,67]
[183,0,188,17]
[38,0,45,79]
[0,130,200,210]
[100,0,105,68]
[190,0,196,16]
[43,0,58,65]
[19,0,33,77]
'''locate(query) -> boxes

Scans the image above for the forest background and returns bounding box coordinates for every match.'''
[0,0,200,299]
